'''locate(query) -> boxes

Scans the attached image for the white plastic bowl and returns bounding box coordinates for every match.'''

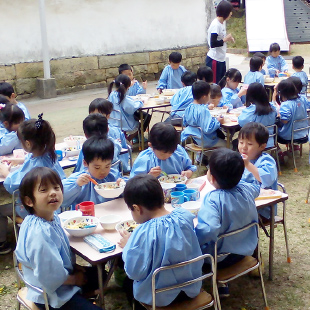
[63,216,99,237]
[65,148,80,157]
[155,98,165,105]
[99,214,122,230]
[181,201,201,215]
[94,180,126,199]
[158,174,187,184]
[264,77,274,83]
[115,219,138,232]
[58,210,82,222]
[64,136,86,147]
[162,89,175,96]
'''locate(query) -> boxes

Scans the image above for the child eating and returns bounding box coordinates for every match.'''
[244,56,264,85]
[266,43,288,76]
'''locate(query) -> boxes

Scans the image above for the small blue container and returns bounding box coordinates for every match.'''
[175,184,187,191]
[55,150,63,161]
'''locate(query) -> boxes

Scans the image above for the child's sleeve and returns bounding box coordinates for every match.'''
[238,106,255,127]
[221,89,243,109]
[61,173,82,208]
[179,145,197,172]
[122,97,143,115]
[240,181,260,199]
[129,153,152,177]
[135,81,146,95]
[279,102,292,122]
[170,91,182,110]
[3,169,24,194]
[157,67,168,90]
[0,132,22,156]
[280,56,288,72]
[259,73,265,85]
[256,156,277,188]
[201,109,221,134]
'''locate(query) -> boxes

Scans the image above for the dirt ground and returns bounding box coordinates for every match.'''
[1,60,310,310]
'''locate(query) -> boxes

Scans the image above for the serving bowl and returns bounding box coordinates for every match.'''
[99,214,122,230]
[155,98,165,105]
[63,216,99,237]
[115,219,138,232]
[162,89,175,96]
[94,180,126,198]
[264,77,275,83]
[65,147,80,157]
[158,174,187,184]
[64,136,86,147]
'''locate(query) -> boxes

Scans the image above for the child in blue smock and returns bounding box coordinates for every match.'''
[218,68,246,108]
[157,52,187,92]
[197,66,214,83]
[89,98,130,172]
[238,83,277,148]
[291,56,308,95]
[266,43,288,76]
[195,148,259,297]
[62,136,122,208]
[118,64,147,96]
[15,167,101,310]
[290,76,310,110]
[0,102,25,155]
[119,174,203,307]
[130,123,196,178]
[181,81,226,148]
[0,82,31,120]
[165,71,197,125]
[244,56,264,85]
[253,52,267,75]
[208,83,231,110]
[238,123,278,219]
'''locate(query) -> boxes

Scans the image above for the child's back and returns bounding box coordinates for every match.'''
[291,71,308,95]
[244,56,264,85]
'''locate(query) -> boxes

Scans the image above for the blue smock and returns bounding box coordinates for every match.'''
[17,102,31,120]
[130,145,196,178]
[244,71,264,85]
[266,55,288,73]
[127,81,146,96]
[0,123,22,155]
[123,208,203,307]
[157,65,187,90]
[291,71,308,95]
[170,86,194,118]
[221,87,245,108]
[260,68,266,76]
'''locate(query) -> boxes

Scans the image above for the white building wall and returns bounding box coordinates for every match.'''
[0,0,207,65]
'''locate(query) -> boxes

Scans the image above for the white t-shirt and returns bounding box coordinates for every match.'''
[207,18,227,62]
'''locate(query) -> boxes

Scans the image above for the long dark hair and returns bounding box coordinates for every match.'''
[17,113,57,163]
[218,68,242,89]
[277,79,299,102]
[107,74,131,104]
[245,83,272,116]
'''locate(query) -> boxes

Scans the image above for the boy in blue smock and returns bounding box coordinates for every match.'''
[119,174,203,308]
[0,82,31,120]
[157,52,187,92]
[266,43,288,76]
[181,81,226,148]
[62,136,122,208]
[130,123,196,178]
[197,66,214,83]
[195,148,260,297]
[238,123,277,220]
[291,56,308,95]
[165,71,197,125]
[118,64,147,96]
[253,52,267,75]
[244,56,264,85]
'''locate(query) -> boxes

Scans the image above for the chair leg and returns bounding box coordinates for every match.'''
[306,183,310,203]
[291,143,298,172]
[191,151,195,165]
[300,144,303,157]
[258,261,269,310]
[16,300,21,310]
[282,220,291,263]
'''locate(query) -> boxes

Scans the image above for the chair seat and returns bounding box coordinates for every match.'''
[140,290,213,310]
[217,256,258,282]
[185,143,202,152]
[120,148,129,155]
[17,287,40,310]
[261,215,284,226]
[173,126,183,132]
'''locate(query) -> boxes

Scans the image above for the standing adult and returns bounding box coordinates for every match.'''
[206,1,235,84]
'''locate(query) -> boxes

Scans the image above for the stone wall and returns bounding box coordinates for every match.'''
[0,45,207,98]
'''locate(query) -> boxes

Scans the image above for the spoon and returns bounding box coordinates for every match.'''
[89,177,98,186]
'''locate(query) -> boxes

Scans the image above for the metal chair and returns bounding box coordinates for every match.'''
[12,189,23,243]
[111,159,123,176]
[152,108,185,132]
[214,222,269,310]
[265,124,281,175]
[136,254,220,310]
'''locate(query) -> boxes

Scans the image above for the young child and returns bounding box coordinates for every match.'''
[166,71,197,125]
[118,64,147,96]
[218,68,246,108]
[157,52,187,92]
[238,123,278,219]
[289,76,310,110]
[181,81,226,148]
[89,98,130,172]
[119,174,203,307]
[0,82,31,120]
[0,103,25,155]
[291,56,308,95]
[253,52,267,75]
[206,0,234,83]
[244,56,264,85]
[207,83,227,110]
[15,167,101,310]
[62,136,122,207]
[197,66,214,83]
[238,83,277,148]
[195,148,260,296]
[266,43,288,76]
[130,123,196,178]
[108,74,144,140]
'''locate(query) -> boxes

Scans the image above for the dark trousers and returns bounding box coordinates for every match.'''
[206,56,226,84]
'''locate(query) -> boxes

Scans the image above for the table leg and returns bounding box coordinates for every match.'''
[268,204,275,281]
[226,129,231,149]
[140,110,144,151]
[97,264,105,308]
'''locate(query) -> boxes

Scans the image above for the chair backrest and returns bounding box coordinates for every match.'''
[292,116,310,142]
[184,125,205,148]
[111,159,123,176]
[151,254,216,310]
[110,109,123,130]
[12,189,20,243]
[265,124,278,150]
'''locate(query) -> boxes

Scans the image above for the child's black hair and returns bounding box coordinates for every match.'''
[253,52,266,61]
[0,82,14,98]
[210,83,222,99]
[192,80,211,100]
[292,56,304,69]
[169,52,182,64]
[0,103,25,130]
[89,98,113,115]
[216,0,233,19]
[149,122,179,153]
[124,174,164,211]
[245,83,272,116]
[218,68,242,89]
[197,66,214,83]
[250,56,263,72]
[209,148,244,189]
[108,74,131,104]
[19,167,63,215]
[118,64,132,75]
[238,122,269,146]
[17,114,56,163]
[269,43,280,53]
[0,95,10,105]
[181,71,197,86]
[277,79,299,102]
[82,136,114,164]
[83,113,108,138]
[288,76,302,94]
